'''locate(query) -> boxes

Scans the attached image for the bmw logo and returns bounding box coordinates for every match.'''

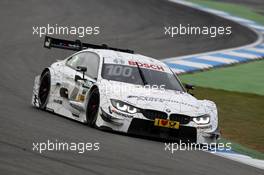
[165,108,171,113]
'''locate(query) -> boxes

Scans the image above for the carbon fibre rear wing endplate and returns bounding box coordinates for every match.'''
[44,36,134,54]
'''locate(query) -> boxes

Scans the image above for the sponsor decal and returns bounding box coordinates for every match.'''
[76,94,85,102]
[76,80,93,89]
[53,99,63,104]
[113,58,125,65]
[72,113,80,118]
[154,119,180,129]
[127,95,199,109]
[82,89,87,95]
[46,107,54,112]
[128,60,164,72]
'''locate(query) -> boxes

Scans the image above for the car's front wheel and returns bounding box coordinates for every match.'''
[86,88,100,127]
[38,70,51,109]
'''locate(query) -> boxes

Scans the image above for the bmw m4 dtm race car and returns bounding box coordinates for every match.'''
[32,36,220,144]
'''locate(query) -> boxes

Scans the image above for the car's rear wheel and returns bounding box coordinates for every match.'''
[38,71,51,109]
[86,88,100,127]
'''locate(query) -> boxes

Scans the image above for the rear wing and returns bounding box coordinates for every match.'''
[44,36,134,54]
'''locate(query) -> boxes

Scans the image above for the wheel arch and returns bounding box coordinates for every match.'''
[40,68,50,78]
[38,68,52,109]
[40,67,56,79]
[89,85,100,96]
[39,67,58,87]
[86,85,100,126]
[86,85,101,105]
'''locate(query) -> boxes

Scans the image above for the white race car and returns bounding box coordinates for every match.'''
[32,36,220,144]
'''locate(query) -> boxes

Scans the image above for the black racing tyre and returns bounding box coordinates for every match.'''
[38,71,51,109]
[86,88,100,127]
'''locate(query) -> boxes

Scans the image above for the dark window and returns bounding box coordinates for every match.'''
[102,64,184,91]
[67,52,99,79]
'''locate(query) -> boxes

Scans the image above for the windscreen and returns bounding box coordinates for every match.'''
[101,63,184,91]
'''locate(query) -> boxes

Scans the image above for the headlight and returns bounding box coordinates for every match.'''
[111,99,139,114]
[193,114,210,124]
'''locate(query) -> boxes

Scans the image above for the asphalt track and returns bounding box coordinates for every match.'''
[0,0,263,174]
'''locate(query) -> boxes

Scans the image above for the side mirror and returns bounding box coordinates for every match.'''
[76,66,87,80]
[76,66,87,73]
[184,84,195,93]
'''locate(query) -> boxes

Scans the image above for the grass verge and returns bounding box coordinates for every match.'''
[188,86,264,155]
[184,0,264,158]
[180,59,264,96]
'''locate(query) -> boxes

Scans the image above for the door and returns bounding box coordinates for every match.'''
[62,51,100,101]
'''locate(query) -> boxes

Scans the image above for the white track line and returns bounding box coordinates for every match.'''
[259,44,264,47]
[227,16,255,24]
[249,24,264,30]
[247,48,264,54]
[212,152,264,170]
[171,60,212,68]
[202,9,229,16]
[224,51,259,59]
[197,55,238,64]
